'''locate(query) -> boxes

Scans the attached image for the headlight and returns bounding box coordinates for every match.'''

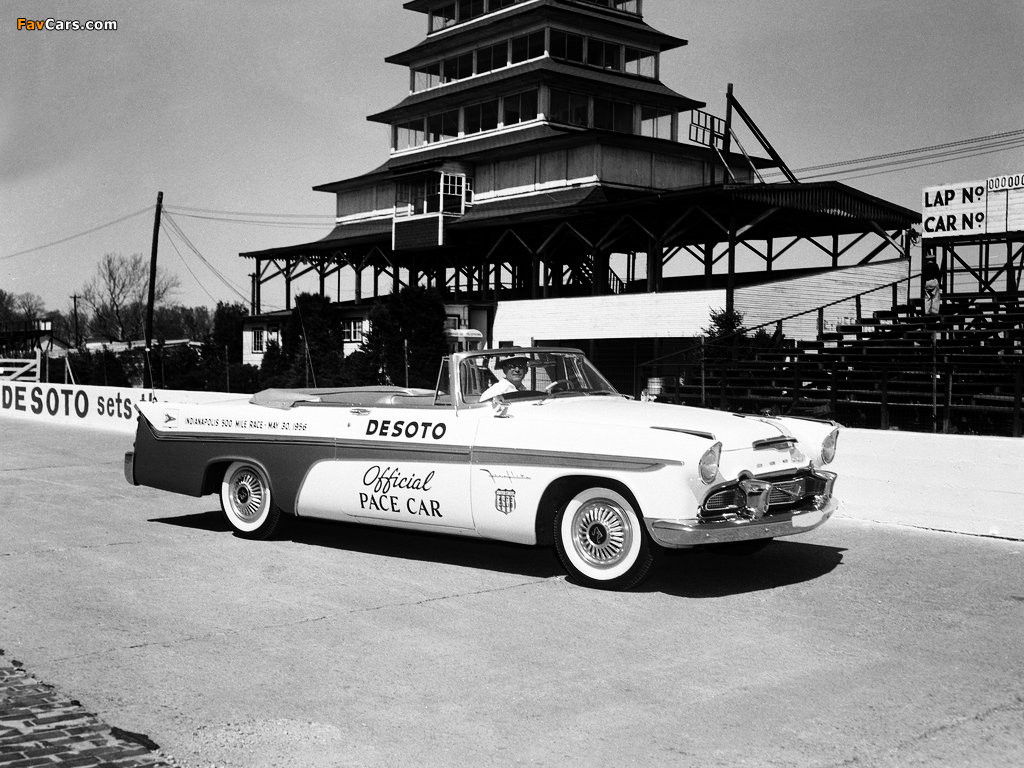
[698,441,722,484]
[821,428,839,464]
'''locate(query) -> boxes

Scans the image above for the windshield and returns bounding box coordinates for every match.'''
[457,350,619,405]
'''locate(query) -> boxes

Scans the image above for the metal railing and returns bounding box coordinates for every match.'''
[638,276,1024,437]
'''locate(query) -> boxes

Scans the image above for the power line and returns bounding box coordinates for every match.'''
[802,136,1024,181]
[763,129,1024,182]
[161,226,220,305]
[161,212,250,303]
[164,211,333,229]
[0,206,153,262]
[804,140,1024,183]
[791,129,1024,175]
[164,204,334,220]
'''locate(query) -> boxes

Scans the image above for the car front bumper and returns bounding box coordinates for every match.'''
[647,470,838,548]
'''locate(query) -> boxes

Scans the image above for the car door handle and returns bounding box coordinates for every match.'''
[349,408,371,415]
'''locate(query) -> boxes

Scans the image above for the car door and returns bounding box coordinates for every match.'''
[295,403,477,531]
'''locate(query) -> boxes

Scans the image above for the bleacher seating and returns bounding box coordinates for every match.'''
[655,292,1024,437]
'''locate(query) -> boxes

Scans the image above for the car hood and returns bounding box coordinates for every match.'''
[501,396,793,449]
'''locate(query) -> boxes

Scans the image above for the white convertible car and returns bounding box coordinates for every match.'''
[125,347,839,590]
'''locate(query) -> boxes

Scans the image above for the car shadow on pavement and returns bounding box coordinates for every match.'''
[151,510,563,581]
[151,511,844,595]
[643,541,846,597]
[286,515,563,581]
[149,510,232,533]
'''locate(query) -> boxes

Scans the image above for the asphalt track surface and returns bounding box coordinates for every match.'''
[1,419,1023,767]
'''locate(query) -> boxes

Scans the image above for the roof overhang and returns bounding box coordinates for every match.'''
[391,1,687,66]
[367,58,702,125]
[241,180,919,264]
[240,219,393,261]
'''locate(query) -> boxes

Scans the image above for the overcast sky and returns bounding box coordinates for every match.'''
[2,0,1022,314]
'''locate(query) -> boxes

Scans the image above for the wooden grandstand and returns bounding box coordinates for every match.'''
[640,277,1024,438]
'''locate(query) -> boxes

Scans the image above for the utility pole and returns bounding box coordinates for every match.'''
[144,191,163,389]
[70,294,80,347]
[723,83,734,160]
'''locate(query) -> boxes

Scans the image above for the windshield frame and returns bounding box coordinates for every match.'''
[450,347,619,409]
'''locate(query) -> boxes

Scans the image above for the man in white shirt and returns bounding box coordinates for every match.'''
[480,356,529,401]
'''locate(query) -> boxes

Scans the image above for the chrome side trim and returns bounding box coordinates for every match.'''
[146,430,336,449]
[337,439,471,463]
[651,426,716,441]
[471,447,677,473]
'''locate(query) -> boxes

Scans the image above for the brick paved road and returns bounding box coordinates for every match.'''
[0,649,170,767]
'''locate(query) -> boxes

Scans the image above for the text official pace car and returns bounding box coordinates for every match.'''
[125,347,839,590]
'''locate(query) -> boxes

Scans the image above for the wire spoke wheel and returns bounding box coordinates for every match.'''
[571,500,633,569]
[220,461,282,540]
[230,469,267,523]
[554,487,655,591]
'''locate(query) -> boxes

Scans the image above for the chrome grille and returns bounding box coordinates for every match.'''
[768,479,805,505]
[704,488,743,512]
[702,473,827,518]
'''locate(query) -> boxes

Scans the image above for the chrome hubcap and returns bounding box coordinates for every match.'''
[571,500,632,569]
[231,470,265,522]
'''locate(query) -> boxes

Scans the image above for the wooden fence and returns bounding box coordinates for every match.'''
[0,350,42,382]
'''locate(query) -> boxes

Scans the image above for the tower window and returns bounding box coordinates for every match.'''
[426,110,460,142]
[550,30,585,63]
[442,52,474,82]
[413,61,442,91]
[594,98,633,133]
[625,47,656,78]
[465,99,500,134]
[549,89,588,127]
[640,106,672,139]
[587,38,621,71]
[395,118,425,151]
[477,41,508,74]
[430,3,456,31]
[504,89,538,125]
[458,0,486,21]
[510,31,544,64]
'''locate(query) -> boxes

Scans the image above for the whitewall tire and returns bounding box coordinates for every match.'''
[220,461,282,540]
[554,487,655,590]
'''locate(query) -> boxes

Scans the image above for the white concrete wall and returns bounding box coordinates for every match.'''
[0,381,242,433]
[828,428,1024,540]
[2,386,1020,540]
[491,259,911,346]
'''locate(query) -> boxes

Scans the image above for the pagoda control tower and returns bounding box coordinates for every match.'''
[242,0,918,359]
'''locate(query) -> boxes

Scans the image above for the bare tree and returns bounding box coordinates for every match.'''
[81,253,179,341]
[15,292,46,323]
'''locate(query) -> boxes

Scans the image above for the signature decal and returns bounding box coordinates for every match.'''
[481,468,530,484]
[366,419,447,440]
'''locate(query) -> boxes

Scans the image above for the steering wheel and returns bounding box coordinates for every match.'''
[545,379,571,393]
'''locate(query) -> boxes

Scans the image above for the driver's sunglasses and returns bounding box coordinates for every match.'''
[507,364,526,371]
